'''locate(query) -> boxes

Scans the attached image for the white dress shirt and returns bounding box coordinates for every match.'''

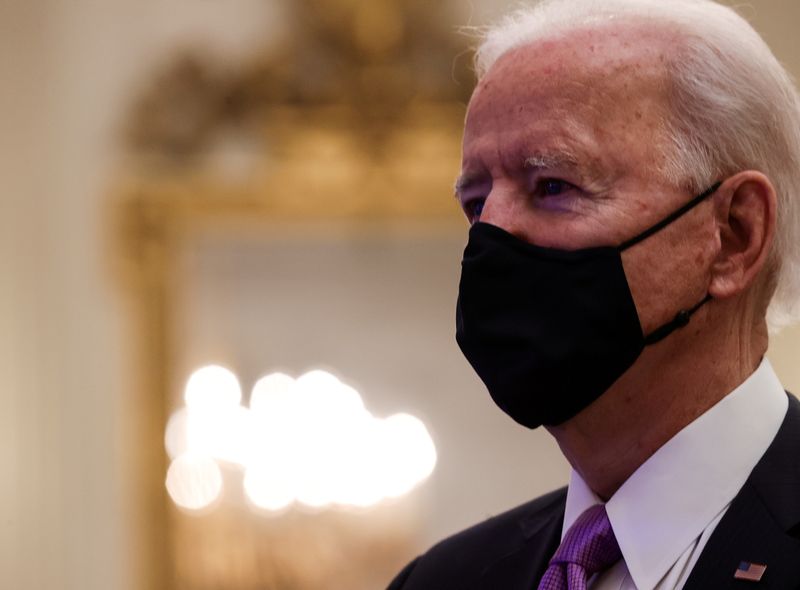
[561,358,788,590]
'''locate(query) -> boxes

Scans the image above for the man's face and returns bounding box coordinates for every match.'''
[457,26,718,337]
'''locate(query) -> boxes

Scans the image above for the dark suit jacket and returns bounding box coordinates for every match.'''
[388,394,800,589]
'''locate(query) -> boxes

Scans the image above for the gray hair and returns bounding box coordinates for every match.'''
[473,0,800,329]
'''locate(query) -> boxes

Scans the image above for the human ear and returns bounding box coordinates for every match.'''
[708,171,777,299]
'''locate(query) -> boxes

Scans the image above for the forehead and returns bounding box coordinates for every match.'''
[463,25,673,177]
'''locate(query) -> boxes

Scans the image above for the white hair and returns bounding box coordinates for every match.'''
[473,0,800,329]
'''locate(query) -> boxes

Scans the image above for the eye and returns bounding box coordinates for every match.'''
[465,198,486,223]
[540,178,573,196]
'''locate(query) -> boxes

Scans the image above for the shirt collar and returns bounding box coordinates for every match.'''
[563,358,787,590]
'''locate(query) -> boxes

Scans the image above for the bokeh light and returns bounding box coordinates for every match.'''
[184,364,242,411]
[166,367,437,513]
[243,465,296,512]
[250,372,295,414]
[166,397,252,466]
[376,413,438,498]
[165,453,223,511]
[164,406,189,460]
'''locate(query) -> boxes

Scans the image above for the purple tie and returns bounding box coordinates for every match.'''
[537,504,622,590]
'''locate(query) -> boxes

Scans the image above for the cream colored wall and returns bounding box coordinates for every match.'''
[0,3,134,589]
[0,1,798,589]
[0,2,280,589]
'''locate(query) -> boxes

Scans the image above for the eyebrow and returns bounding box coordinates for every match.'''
[454,149,590,198]
[453,174,488,197]
[524,151,581,172]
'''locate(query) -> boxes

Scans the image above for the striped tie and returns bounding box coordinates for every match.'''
[537,504,622,590]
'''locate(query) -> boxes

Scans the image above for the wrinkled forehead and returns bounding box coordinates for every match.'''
[465,24,674,133]
[461,24,678,186]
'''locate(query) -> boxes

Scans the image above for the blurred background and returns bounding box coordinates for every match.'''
[1,1,798,589]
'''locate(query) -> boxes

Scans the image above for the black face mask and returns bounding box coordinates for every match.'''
[455,183,720,429]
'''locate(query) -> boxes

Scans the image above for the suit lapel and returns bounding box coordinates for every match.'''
[477,495,564,589]
[683,394,800,589]
[682,484,800,589]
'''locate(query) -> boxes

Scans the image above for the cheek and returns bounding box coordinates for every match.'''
[622,220,715,334]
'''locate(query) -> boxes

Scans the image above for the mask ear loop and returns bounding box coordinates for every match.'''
[617,182,721,346]
[618,182,722,252]
[643,293,713,345]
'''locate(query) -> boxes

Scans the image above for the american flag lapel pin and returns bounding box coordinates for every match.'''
[734,561,767,582]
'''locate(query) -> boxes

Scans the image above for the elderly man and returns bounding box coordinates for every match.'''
[388,0,800,588]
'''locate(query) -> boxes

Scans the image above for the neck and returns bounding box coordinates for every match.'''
[545,299,768,501]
